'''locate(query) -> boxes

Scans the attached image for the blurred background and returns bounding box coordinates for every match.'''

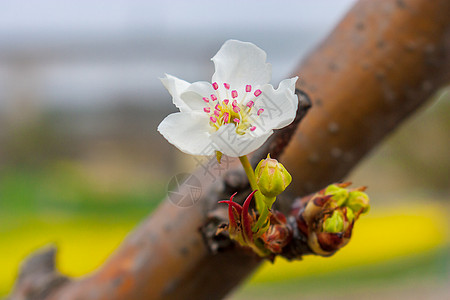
[0,0,448,299]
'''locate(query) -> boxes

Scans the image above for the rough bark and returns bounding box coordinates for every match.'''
[8,0,450,299]
[283,0,450,195]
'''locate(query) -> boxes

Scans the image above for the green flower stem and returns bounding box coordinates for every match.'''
[253,204,270,232]
[239,155,264,213]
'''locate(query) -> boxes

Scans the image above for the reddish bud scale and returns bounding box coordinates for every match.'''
[262,225,291,253]
[241,190,257,242]
[218,193,240,228]
[316,232,346,252]
[313,194,333,207]
[295,214,309,236]
[261,211,292,253]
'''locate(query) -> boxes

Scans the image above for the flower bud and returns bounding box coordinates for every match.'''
[255,154,292,198]
[325,184,349,206]
[347,191,370,214]
[346,207,355,223]
[294,182,370,257]
[323,210,344,233]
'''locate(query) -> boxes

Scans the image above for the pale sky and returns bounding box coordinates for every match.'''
[0,0,357,109]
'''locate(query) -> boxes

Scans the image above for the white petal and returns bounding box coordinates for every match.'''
[210,124,273,157]
[180,81,215,111]
[160,74,192,112]
[251,77,298,132]
[157,112,216,156]
[211,40,272,90]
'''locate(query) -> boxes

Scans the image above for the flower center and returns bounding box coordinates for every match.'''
[202,82,264,135]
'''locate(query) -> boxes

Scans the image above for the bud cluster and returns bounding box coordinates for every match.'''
[217,189,294,257]
[218,155,296,257]
[294,182,370,256]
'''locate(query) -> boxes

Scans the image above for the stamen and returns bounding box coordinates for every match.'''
[206,82,265,135]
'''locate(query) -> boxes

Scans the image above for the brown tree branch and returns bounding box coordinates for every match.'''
[283,0,450,196]
[8,0,450,299]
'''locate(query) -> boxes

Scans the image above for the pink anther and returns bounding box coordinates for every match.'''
[215,103,221,111]
[250,126,256,131]
[214,110,220,117]
[224,83,230,90]
[202,97,209,103]
[222,99,229,105]
[231,90,238,98]
[233,118,240,123]
[254,89,262,97]
[203,107,210,113]
[212,82,219,90]
[257,108,264,116]
[211,94,217,101]
[223,112,229,123]
[246,85,252,92]
[233,106,241,113]
[246,101,254,108]
[210,116,217,123]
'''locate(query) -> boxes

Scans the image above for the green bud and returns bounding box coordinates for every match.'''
[323,210,344,233]
[255,154,292,198]
[325,184,349,206]
[347,191,370,214]
[346,207,355,223]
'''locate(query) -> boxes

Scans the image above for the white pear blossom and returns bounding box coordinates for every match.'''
[158,40,298,157]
